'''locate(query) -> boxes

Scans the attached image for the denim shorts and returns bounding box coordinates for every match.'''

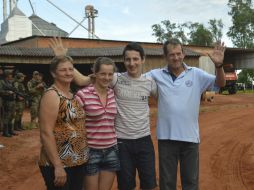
[117,135,157,190]
[84,144,120,176]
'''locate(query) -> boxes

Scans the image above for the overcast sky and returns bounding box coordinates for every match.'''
[0,0,233,46]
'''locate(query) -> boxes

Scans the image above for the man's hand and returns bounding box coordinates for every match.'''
[49,37,68,56]
[208,41,226,67]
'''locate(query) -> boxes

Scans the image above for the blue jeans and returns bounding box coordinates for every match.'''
[39,164,84,190]
[158,140,199,190]
[117,135,157,190]
[84,144,120,175]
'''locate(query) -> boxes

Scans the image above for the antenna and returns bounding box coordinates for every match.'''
[85,5,98,39]
[46,0,99,39]
[3,0,7,21]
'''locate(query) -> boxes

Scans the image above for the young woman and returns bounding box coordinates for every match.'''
[75,57,120,190]
[38,56,89,190]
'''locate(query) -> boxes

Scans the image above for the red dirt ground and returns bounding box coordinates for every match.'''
[0,93,254,190]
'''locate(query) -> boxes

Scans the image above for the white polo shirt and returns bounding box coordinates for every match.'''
[146,64,217,143]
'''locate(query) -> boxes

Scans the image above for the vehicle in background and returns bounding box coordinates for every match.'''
[219,64,238,94]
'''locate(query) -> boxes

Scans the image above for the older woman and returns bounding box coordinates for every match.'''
[38,56,89,190]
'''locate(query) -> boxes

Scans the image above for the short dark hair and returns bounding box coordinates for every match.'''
[50,56,73,74]
[92,57,117,73]
[123,42,145,60]
[163,38,183,55]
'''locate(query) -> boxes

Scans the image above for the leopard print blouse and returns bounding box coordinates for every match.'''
[38,86,89,167]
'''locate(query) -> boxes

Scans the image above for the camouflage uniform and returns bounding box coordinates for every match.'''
[13,73,26,131]
[0,96,3,132]
[0,70,17,137]
[0,68,3,132]
[27,71,45,129]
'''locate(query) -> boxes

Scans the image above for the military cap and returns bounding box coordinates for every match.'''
[16,72,26,79]
[33,71,39,75]
[4,69,13,76]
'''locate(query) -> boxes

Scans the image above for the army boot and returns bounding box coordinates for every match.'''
[17,120,24,130]
[14,121,22,131]
[2,124,11,137]
[8,123,18,136]
[18,119,25,130]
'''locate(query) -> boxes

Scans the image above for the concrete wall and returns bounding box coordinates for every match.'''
[199,56,215,75]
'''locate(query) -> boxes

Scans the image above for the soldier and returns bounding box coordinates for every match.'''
[13,72,27,131]
[0,70,18,137]
[27,71,45,129]
[0,67,4,132]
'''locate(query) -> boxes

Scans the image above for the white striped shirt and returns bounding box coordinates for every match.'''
[75,85,117,149]
[111,73,157,139]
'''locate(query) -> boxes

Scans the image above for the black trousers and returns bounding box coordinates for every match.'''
[39,164,84,190]
[158,140,199,190]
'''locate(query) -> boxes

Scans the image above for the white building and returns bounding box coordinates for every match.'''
[0,7,32,44]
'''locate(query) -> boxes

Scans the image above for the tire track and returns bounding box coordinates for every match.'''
[210,141,253,190]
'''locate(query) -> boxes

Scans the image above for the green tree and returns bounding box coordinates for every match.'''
[151,20,188,44]
[237,69,254,85]
[151,19,223,45]
[227,0,254,48]
[187,23,213,46]
[208,19,224,42]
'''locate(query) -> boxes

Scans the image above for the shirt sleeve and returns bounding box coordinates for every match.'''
[75,90,85,107]
[110,73,119,88]
[144,70,153,78]
[197,68,217,93]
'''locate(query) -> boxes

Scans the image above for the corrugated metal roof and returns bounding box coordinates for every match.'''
[29,15,68,37]
[0,46,201,57]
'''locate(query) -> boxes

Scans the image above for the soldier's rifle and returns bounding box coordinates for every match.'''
[3,83,31,101]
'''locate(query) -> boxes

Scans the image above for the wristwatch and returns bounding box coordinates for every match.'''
[215,63,224,69]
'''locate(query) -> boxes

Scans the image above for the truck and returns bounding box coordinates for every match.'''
[219,64,238,94]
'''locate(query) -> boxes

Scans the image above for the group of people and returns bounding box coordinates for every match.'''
[38,37,225,190]
[0,70,46,137]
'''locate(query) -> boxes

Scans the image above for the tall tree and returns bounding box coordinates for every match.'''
[151,20,188,44]
[208,19,224,42]
[227,0,254,48]
[152,19,223,46]
[237,69,254,84]
[187,23,213,46]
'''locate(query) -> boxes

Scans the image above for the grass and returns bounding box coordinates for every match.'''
[220,90,254,95]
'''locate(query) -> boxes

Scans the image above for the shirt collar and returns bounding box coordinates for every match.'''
[88,84,110,95]
[162,63,192,74]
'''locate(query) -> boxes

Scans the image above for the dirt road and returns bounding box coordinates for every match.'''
[0,93,254,190]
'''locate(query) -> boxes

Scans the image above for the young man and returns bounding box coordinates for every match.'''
[112,43,157,190]
[146,38,226,190]
[49,37,157,190]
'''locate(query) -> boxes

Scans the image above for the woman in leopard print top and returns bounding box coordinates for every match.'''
[38,56,89,190]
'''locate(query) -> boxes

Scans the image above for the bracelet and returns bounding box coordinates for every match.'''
[215,63,224,69]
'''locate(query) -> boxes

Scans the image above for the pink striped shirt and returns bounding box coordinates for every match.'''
[75,84,117,149]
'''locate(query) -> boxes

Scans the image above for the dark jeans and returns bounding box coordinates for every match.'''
[158,140,199,190]
[39,164,84,190]
[117,135,157,190]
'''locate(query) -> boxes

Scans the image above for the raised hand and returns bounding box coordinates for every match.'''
[49,37,68,56]
[208,41,226,67]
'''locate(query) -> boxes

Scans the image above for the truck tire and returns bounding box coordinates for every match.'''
[228,86,237,94]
